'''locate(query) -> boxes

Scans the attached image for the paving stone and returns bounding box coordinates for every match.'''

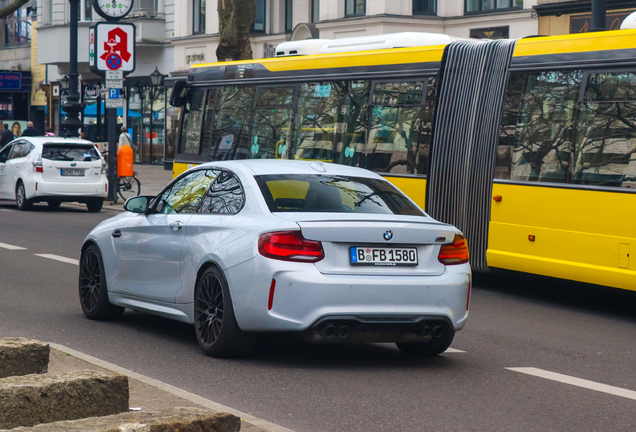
[0,338,49,378]
[0,370,129,429]
[5,407,241,432]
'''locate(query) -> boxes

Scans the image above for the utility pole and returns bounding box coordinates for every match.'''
[61,0,83,137]
[590,0,607,32]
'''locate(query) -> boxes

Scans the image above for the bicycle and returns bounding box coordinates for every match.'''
[101,150,142,202]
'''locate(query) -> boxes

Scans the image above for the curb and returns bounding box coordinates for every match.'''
[60,202,125,213]
[48,343,295,432]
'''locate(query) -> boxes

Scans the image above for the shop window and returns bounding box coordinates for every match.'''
[0,6,33,47]
[252,0,266,32]
[470,26,509,39]
[413,0,436,15]
[345,0,365,17]
[193,0,206,34]
[466,0,522,13]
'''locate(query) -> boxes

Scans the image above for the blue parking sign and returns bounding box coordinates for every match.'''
[109,89,120,99]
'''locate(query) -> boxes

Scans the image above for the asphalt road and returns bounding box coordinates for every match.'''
[1,201,635,432]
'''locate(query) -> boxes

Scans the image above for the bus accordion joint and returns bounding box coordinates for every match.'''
[493,195,502,202]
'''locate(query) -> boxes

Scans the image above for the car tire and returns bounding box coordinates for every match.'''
[86,198,104,213]
[47,200,61,210]
[79,244,125,320]
[15,182,32,211]
[396,330,456,356]
[194,266,256,358]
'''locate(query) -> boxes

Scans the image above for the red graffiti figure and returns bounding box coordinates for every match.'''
[100,28,131,70]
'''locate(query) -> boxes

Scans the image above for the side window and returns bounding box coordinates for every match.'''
[9,142,29,159]
[496,73,525,180]
[366,80,426,175]
[212,86,255,161]
[178,90,206,155]
[0,144,12,163]
[155,169,218,214]
[199,170,245,214]
[335,81,369,167]
[510,70,583,183]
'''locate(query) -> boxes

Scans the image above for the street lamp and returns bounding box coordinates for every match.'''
[60,75,69,93]
[148,68,165,164]
[60,0,84,137]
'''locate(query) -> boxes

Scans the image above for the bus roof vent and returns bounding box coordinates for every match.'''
[275,32,454,57]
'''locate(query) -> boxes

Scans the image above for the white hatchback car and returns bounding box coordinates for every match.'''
[0,137,108,212]
[80,160,471,357]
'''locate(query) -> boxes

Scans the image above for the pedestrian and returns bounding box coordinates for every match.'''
[21,121,41,137]
[45,128,55,137]
[11,122,21,138]
[0,124,14,147]
[80,131,86,140]
[118,126,132,149]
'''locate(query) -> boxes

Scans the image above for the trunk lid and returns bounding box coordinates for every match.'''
[275,213,457,276]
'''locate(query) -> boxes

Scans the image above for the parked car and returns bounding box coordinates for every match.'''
[0,137,108,212]
[79,160,471,357]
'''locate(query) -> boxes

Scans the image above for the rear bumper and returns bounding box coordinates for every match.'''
[225,257,471,334]
[26,177,108,200]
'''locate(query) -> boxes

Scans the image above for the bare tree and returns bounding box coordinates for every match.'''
[216,0,256,62]
[0,0,29,20]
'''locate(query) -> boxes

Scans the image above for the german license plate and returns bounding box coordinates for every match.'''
[350,247,418,266]
[61,169,85,176]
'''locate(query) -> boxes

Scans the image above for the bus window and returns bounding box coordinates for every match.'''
[335,81,369,167]
[416,77,437,175]
[367,81,425,175]
[251,86,295,160]
[212,86,255,161]
[178,89,206,156]
[200,90,217,159]
[510,70,583,184]
[294,82,346,163]
[574,72,636,188]
[496,73,525,180]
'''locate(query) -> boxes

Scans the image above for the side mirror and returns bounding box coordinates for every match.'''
[124,196,152,213]
[169,81,188,107]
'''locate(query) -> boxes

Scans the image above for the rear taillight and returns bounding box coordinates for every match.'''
[32,155,43,173]
[258,231,324,263]
[438,234,469,265]
[101,162,107,174]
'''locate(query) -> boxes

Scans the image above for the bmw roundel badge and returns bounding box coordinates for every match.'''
[383,230,393,241]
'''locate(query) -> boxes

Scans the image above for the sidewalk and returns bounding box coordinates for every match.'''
[103,163,174,212]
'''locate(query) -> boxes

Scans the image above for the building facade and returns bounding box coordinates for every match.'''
[36,0,175,164]
[534,0,636,35]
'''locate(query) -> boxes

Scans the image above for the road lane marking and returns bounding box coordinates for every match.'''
[49,343,296,432]
[34,254,79,266]
[0,209,15,212]
[506,367,636,401]
[0,242,27,250]
[446,348,466,353]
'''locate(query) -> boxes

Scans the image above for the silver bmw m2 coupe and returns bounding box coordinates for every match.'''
[79,160,471,357]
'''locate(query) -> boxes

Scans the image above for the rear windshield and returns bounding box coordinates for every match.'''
[255,174,424,216]
[42,144,100,161]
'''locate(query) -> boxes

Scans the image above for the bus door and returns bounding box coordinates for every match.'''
[250,85,297,160]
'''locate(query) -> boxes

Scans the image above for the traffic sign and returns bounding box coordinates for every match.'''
[105,98,123,108]
[108,89,120,99]
[89,22,136,76]
[106,79,124,89]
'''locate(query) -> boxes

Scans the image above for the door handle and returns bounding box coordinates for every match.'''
[169,221,184,231]
[112,229,122,238]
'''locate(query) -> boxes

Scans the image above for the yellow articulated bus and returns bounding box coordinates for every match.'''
[170,30,636,292]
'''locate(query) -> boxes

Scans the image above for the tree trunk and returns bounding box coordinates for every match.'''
[0,0,29,20]
[216,0,256,62]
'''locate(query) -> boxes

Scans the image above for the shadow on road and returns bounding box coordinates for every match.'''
[474,270,636,321]
[0,200,88,213]
[115,311,460,369]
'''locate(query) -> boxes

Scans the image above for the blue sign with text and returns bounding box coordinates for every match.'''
[108,88,120,98]
[0,73,21,91]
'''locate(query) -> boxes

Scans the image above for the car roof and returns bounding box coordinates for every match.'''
[19,137,94,146]
[197,159,384,179]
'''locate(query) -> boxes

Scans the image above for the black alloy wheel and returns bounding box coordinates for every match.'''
[79,245,124,320]
[15,182,32,210]
[194,266,255,358]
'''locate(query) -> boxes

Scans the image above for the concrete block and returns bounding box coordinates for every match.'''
[0,338,49,378]
[5,407,241,431]
[0,370,129,429]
